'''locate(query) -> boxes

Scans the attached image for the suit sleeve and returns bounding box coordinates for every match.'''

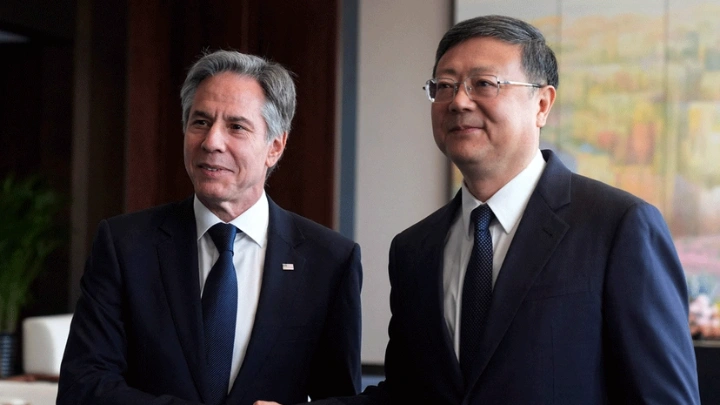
[306,243,364,400]
[57,220,201,405]
[603,203,700,404]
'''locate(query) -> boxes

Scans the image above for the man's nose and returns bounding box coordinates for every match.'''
[448,82,475,111]
[202,124,226,152]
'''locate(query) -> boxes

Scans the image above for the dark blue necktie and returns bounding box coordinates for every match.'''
[459,204,494,381]
[203,223,238,405]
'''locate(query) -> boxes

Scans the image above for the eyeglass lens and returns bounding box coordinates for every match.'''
[428,75,499,102]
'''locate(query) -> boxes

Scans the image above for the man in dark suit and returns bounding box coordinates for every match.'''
[259,14,700,405]
[58,50,362,405]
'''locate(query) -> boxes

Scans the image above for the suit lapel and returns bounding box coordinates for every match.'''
[156,198,207,401]
[228,198,306,403]
[465,150,572,390]
[411,192,465,399]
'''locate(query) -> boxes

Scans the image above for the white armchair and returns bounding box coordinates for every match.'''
[22,314,73,377]
[0,314,72,405]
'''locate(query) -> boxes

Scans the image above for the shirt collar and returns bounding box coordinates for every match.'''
[461,149,546,236]
[193,191,269,247]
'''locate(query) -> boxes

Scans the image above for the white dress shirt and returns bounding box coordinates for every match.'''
[194,192,269,392]
[443,150,546,359]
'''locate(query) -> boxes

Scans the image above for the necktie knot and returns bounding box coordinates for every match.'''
[471,204,493,232]
[208,223,237,254]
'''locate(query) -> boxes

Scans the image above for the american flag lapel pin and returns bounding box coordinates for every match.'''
[282,263,294,271]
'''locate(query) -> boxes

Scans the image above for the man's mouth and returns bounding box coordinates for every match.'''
[199,164,226,172]
[449,124,482,133]
[446,117,484,132]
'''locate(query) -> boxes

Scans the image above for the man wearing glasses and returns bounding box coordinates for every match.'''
[257,14,699,405]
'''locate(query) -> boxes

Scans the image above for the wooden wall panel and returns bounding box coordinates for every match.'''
[126,0,173,210]
[258,0,339,228]
[85,0,127,235]
[69,0,128,305]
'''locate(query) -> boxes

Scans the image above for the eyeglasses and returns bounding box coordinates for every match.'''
[423,74,543,103]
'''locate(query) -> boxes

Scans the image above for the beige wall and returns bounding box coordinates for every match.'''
[356,0,451,364]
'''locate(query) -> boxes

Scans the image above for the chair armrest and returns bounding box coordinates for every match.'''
[22,314,73,377]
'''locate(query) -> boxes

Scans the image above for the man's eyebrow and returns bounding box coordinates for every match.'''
[225,115,255,130]
[189,110,213,120]
[189,111,254,130]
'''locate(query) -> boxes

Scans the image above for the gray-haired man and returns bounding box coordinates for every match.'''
[59,50,362,405]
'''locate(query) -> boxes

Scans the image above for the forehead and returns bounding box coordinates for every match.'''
[192,72,266,109]
[435,36,524,78]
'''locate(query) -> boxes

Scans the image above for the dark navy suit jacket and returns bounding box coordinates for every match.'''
[58,196,362,405]
[318,150,699,405]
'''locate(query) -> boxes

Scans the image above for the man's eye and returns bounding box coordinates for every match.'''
[437,82,455,90]
[472,79,494,88]
[192,119,209,126]
[230,124,247,131]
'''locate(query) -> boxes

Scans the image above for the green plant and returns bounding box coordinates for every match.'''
[0,174,63,333]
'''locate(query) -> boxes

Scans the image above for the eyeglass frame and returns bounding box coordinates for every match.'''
[423,74,544,103]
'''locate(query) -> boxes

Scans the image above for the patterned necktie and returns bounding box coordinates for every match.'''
[203,223,238,405]
[459,204,494,381]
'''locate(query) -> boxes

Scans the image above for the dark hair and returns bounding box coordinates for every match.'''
[433,15,558,88]
[180,50,296,141]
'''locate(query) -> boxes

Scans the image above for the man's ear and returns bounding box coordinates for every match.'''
[536,85,556,128]
[266,132,288,168]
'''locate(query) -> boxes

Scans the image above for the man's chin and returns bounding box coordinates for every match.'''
[194,188,229,205]
[447,150,482,169]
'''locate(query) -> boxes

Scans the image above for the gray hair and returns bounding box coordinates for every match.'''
[433,15,559,89]
[180,50,297,142]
